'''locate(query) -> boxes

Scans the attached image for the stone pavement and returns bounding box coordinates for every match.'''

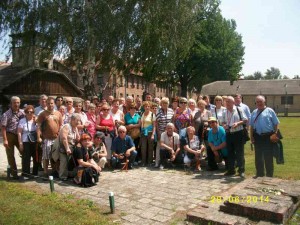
[0,139,244,225]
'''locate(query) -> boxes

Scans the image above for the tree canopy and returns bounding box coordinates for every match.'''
[0,0,245,97]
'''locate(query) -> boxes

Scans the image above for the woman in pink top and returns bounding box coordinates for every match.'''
[96,103,116,160]
[86,103,97,140]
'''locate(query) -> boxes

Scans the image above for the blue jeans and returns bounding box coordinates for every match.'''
[111,150,137,169]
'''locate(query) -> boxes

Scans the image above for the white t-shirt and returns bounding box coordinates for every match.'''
[18,118,37,142]
[110,109,123,122]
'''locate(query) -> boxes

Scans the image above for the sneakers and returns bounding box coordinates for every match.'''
[239,173,245,179]
[159,165,164,170]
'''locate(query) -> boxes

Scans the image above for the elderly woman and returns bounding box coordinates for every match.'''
[17,105,38,178]
[193,100,212,142]
[182,126,205,171]
[59,105,67,124]
[188,99,199,117]
[74,101,89,135]
[155,97,174,167]
[173,97,193,138]
[59,113,81,181]
[139,101,156,166]
[73,133,101,186]
[96,103,116,162]
[212,95,226,124]
[85,103,97,140]
[91,132,107,169]
[124,102,141,158]
[110,99,125,128]
[171,97,179,111]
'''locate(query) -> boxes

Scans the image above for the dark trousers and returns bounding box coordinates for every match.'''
[207,146,218,170]
[253,133,274,177]
[160,149,183,167]
[5,133,20,177]
[226,130,245,173]
[22,142,39,176]
[111,150,137,169]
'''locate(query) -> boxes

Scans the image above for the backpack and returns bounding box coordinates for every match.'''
[76,167,99,187]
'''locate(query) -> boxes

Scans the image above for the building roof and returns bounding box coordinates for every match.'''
[0,65,83,95]
[201,79,300,96]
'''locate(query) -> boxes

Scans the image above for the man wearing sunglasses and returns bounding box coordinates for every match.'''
[111,126,137,169]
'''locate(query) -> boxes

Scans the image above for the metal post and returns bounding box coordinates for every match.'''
[109,192,115,214]
[284,84,288,117]
[49,176,54,192]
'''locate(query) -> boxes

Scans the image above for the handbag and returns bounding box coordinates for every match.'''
[26,119,37,143]
[128,127,140,139]
[237,108,250,143]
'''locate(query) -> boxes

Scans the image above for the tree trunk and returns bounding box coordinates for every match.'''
[179,75,188,97]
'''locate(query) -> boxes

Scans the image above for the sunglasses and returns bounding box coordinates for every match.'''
[180,102,187,104]
[102,109,109,111]
[118,131,126,133]
[208,121,217,124]
[26,111,34,114]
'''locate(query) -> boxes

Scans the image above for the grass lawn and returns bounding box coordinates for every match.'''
[0,179,118,225]
[244,117,300,179]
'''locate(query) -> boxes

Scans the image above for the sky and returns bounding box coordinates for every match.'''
[219,0,300,78]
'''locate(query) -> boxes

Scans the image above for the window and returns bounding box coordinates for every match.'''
[281,96,293,105]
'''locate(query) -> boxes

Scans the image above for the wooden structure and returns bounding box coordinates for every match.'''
[0,65,83,107]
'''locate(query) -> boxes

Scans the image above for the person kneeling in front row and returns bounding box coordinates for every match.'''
[111,126,137,170]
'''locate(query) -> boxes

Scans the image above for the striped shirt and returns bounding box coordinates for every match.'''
[222,106,247,132]
[156,108,174,133]
[1,108,25,134]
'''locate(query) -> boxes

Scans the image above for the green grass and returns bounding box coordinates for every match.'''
[244,117,300,179]
[0,180,117,225]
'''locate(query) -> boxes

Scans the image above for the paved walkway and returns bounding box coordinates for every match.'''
[0,139,243,224]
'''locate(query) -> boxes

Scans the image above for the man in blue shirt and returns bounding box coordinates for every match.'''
[250,95,279,178]
[207,117,228,171]
[111,126,137,169]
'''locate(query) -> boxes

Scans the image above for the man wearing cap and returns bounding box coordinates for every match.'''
[207,117,228,171]
[111,126,137,169]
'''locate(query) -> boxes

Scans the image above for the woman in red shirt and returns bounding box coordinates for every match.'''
[96,103,116,162]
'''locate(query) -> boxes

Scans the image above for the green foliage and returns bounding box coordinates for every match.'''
[265,67,281,79]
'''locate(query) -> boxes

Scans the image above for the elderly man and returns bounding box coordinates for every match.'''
[1,96,25,179]
[123,96,134,115]
[159,123,180,170]
[222,96,248,178]
[36,97,63,178]
[107,95,114,106]
[111,126,137,169]
[35,94,48,116]
[250,95,280,178]
[234,94,251,123]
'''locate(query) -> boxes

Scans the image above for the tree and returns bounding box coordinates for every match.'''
[264,67,281,80]
[168,5,244,96]
[1,0,208,97]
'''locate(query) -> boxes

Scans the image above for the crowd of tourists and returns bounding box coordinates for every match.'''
[1,92,280,187]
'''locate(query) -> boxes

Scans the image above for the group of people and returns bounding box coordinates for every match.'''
[1,92,280,186]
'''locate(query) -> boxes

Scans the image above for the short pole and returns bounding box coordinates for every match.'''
[109,192,115,214]
[49,176,54,193]
[7,165,11,179]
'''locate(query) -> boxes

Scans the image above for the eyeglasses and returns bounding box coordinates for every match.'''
[180,102,187,104]
[130,107,136,110]
[208,121,217,124]
[26,111,34,114]
[118,131,126,134]
[102,109,109,111]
